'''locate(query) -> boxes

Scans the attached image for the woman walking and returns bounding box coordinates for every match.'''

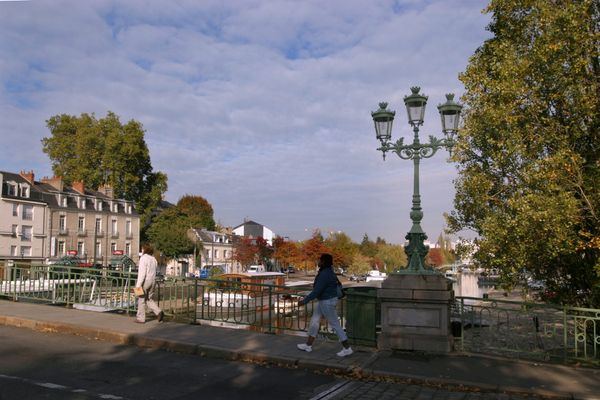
[297,253,352,357]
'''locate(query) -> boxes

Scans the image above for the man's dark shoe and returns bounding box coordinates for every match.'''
[157,311,164,323]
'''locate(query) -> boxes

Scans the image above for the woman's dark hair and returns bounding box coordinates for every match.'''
[319,253,333,268]
[141,243,154,255]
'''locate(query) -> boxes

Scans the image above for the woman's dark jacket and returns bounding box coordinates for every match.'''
[303,266,338,303]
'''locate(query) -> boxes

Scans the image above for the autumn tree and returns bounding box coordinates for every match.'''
[359,233,378,258]
[233,237,257,268]
[177,194,216,231]
[42,112,168,231]
[300,230,328,273]
[272,238,301,270]
[448,0,600,306]
[324,231,357,269]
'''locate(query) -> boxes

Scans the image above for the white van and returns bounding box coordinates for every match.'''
[248,265,265,273]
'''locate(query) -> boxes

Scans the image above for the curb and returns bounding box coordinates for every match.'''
[0,315,594,400]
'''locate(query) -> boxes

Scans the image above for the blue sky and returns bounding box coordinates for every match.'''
[0,0,490,243]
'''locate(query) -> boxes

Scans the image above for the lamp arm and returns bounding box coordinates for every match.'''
[378,135,454,161]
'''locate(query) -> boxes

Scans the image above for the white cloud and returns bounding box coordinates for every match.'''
[0,0,489,243]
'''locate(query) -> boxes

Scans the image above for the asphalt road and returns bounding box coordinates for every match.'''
[0,325,337,400]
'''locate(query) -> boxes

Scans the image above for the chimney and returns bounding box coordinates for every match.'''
[98,184,114,199]
[41,176,64,191]
[72,181,85,194]
[19,170,35,184]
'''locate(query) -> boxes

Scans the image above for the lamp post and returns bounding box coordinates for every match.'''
[372,87,462,274]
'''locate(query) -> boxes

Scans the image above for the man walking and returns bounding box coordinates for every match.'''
[135,244,164,323]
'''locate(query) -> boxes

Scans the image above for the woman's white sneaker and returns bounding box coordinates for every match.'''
[336,347,353,357]
[297,343,313,352]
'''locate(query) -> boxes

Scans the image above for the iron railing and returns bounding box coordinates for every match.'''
[452,296,600,366]
[1,262,598,365]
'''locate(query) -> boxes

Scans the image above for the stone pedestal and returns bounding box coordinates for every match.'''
[378,273,454,353]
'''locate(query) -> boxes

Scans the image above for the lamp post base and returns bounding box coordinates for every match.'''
[378,273,454,353]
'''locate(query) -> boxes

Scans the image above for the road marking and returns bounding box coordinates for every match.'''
[0,373,128,399]
[309,380,353,400]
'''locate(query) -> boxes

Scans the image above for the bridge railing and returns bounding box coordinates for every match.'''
[452,296,600,366]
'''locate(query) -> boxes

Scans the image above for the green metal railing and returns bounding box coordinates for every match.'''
[155,277,350,340]
[0,263,137,313]
[3,262,597,365]
[452,296,600,365]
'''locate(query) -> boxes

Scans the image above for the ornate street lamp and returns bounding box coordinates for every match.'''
[372,87,462,274]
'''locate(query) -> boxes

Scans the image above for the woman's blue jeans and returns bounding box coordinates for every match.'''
[307,297,347,342]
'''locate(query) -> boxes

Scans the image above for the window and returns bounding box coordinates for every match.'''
[95,199,103,211]
[21,226,32,242]
[58,195,67,207]
[77,241,84,256]
[78,216,85,233]
[78,197,86,209]
[12,203,18,216]
[125,243,131,256]
[113,203,118,213]
[19,184,29,198]
[22,205,33,221]
[11,224,17,237]
[58,241,66,256]
[214,249,219,258]
[95,218,102,234]
[126,220,132,237]
[59,215,67,233]
[111,219,118,237]
[95,242,102,257]
[7,183,16,196]
[223,250,228,258]
[20,246,31,257]
[110,242,117,254]
[126,203,132,214]
[10,245,17,257]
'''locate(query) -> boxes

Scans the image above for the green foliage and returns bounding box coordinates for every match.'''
[146,207,194,259]
[359,233,378,257]
[347,253,372,276]
[375,243,407,273]
[42,112,168,229]
[449,0,600,306]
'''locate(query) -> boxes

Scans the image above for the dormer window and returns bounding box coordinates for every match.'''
[126,203,132,214]
[7,182,16,196]
[19,184,30,198]
[95,199,103,211]
[57,194,67,207]
[78,197,86,209]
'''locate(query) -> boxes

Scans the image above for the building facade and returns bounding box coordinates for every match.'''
[0,171,140,265]
[187,228,242,274]
[232,220,275,246]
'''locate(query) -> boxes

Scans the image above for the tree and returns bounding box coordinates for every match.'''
[233,237,257,268]
[426,248,444,268]
[273,238,301,270]
[448,0,600,306]
[146,207,194,259]
[359,233,378,257]
[177,194,216,231]
[375,243,407,273]
[42,111,168,232]
[347,253,372,277]
[324,231,357,269]
[300,230,328,273]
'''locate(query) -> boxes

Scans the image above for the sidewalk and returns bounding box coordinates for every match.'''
[0,300,598,400]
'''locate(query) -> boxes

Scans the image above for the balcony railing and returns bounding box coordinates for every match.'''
[77,229,87,237]
[58,228,69,235]
[111,232,119,239]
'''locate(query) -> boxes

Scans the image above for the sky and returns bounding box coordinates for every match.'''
[0,0,491,244]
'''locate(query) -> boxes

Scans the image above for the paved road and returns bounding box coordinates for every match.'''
[1,325,551,400]
[0,325,336,400]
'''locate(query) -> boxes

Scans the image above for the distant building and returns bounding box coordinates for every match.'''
[187,228,241,274]
[232,220,274,246]
[0,170,140,265]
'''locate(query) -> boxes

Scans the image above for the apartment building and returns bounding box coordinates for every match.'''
[0,170,140,265]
